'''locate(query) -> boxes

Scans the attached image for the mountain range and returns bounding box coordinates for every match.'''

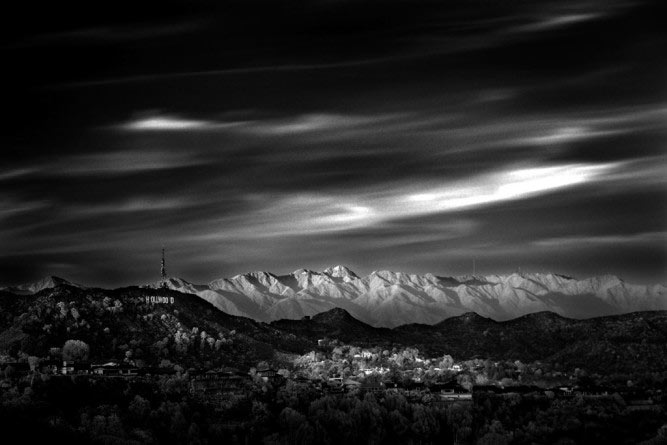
[2,267,665,327]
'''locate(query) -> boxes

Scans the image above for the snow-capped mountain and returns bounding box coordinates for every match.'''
[0,275,82,295]
[148,267,666,327]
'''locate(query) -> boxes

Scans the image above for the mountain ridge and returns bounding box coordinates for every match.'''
[3,266,665,327]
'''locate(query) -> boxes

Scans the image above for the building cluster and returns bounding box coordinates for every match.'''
[0,359,177,379]
[1,356,662,413]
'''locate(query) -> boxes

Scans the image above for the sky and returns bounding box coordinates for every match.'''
[1,0,666,287]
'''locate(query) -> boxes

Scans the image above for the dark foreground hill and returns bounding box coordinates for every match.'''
[273,309,667,373]
[0,284,310,369]
[398,310,667,373]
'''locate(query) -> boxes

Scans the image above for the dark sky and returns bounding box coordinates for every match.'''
[1,0,666,287]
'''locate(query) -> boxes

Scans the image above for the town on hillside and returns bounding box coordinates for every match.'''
[2,336,665,443]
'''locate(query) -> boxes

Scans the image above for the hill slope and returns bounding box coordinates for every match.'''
[0,284,309,369]
[392,310,667,372]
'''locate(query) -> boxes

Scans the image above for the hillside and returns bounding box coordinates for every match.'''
[394,310,667,373]
[270,307,394,346]
[273,309,667,373]
[0,283,309,369]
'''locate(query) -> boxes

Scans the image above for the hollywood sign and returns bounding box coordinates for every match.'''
[145,296,175,304]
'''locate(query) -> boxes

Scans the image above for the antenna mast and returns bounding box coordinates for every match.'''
[161,246,167,288]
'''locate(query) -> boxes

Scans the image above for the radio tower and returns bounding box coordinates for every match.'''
[160,246,167,288]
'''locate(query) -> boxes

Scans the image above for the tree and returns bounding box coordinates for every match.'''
[439,355,454,370]
[129,395,151,421]
[4,365,15,379]
[62,339,90,362]
[28,356,39,372]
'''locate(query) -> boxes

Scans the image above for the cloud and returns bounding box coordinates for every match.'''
[181,161,620,241]
[248,113,401,136]
[517,126,614,146]
[121,115,214,131]
[69,197,194,216]
[50,149,204,175]
[0,198,49,220]
[0,168,39,182]
[533,231,667,247]
[512,13,606,33]
[118,112,401,137]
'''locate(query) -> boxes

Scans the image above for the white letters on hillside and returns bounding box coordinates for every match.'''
[145,296,175,304]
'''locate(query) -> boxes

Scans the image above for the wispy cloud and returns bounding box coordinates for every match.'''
[511,13,606,33]
[50,149,204,175]
[248,113,401,136]
[0,198,49,219]
[69,197,194,216]
[183,161,620,241]
[534,231,667,247]
[0,168,39,182]
[516,126,621,146]
[121,115,213,131]
[118,112,401,137]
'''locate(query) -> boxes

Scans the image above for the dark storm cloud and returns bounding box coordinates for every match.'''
[1,0,665,286]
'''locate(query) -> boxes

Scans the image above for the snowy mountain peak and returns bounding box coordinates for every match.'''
[370,270,399,280]
[0,275,80,295]
[322,265,358,279]
[141,277,194,291]
[292,268,315,276]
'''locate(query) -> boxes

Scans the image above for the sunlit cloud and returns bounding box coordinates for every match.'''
[533,231,667,247]
[122,115,212,131]
[118,111,403,138]
[184,161,620,241]
[401,163,617,213]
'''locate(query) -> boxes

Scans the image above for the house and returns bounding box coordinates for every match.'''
[1,362,31,377]
[558,386,574,395]
[190,371,250,404]
[91,361,139,377]
[292,376,312,388]
[257,367,283,384]
[361,366,389,376]
[138,367,176,376]
[40,360,61,375]
[325,378,346,393]
[61,361,90,375]
[92,361,119,375]
[433,392,473,406]
[344,379,362,391]
[472,385,502,394]
[361,381,385,393]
